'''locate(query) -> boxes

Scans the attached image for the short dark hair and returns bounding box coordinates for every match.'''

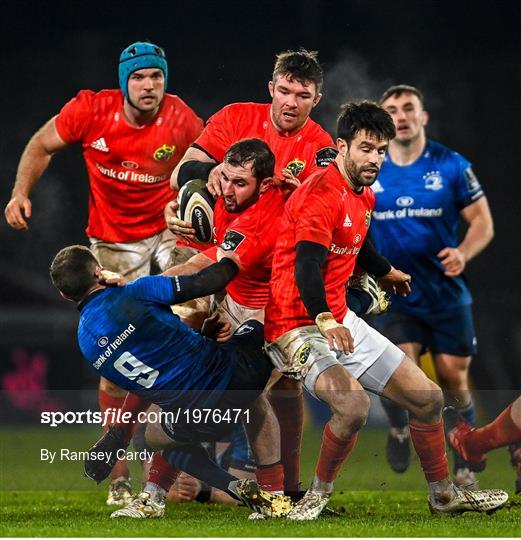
[337,100,396,145]
[50,245,99,302]
[272,49,323,93]
[224,138,275,182]
[379,84,424,107]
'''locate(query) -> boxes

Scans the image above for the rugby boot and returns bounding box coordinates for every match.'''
[106,476,133,506]
[286,489,331,520]
[235,479,292,518]
[429,485,508,515]
[110,491,165,518]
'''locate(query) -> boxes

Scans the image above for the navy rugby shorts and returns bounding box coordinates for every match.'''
[161,320,272,443]
[371,305,477,356]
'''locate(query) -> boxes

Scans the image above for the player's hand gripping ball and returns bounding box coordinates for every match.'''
[84,426,129,483]
[177,179,215,244]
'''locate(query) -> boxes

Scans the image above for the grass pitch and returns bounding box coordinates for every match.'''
[1,426,520,536]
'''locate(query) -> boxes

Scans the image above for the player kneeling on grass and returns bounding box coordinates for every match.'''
[263,100,508,520]
[49,245,292,519]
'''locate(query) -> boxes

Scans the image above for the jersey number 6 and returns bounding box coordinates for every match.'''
[113,352,159,389]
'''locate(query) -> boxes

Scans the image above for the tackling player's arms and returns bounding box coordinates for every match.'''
[172,257,238,301]
[5,116,68,230]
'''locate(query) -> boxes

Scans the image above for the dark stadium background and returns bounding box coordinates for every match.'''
[0,0,519,423]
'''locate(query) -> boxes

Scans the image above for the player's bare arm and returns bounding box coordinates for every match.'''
[437,197,494,276]
[161,251,215,277]
[170,146,218,191]
[5,116,68,230]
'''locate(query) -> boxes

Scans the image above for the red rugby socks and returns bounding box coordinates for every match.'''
[465,404,521,454]
[315,422,358,483]
[409,420,449,482]
[268,391,304,495]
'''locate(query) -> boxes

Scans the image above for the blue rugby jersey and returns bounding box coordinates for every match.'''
[77,276,235,409]
[371,140,484,314]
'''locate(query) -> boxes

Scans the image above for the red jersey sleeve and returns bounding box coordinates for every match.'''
[193,105,237,162]
[202,245,218,262]
[293,180,343,248]
[55,90,96,143]
[217,214,259,270]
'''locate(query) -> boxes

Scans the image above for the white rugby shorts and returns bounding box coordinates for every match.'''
[265,310,404,398]
[90,229,197,281]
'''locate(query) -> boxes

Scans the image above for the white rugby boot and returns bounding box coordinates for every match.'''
[428,485,508,515]
[106,477,133,506]
[110,491,165,519]
[286,489,331,521]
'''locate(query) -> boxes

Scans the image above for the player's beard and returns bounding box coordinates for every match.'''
[224,187,261,213]
[345,159,380,190]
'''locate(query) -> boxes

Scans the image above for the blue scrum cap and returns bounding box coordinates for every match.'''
[118,41,168,100]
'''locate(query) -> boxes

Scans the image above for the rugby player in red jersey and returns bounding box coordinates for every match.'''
[445,398,521,492]
[264,100,508,520]
[110,138,289,518]
[166,49,334,499]
[4,41,203,504]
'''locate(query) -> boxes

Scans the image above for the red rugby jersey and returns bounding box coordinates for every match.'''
[264,163,375,342]
[194,103,335,181]
[55,89,203,242]
[203,187,285,309]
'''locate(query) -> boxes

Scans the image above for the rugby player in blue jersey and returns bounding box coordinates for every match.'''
[49,244,291,518]
[370,85,494,488]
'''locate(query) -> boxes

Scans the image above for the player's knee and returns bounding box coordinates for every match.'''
[414,381,444,422]
[334,391,371,432]
[435,356,470,388]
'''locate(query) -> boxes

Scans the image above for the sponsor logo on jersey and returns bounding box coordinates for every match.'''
[373,207,443,220]
[463,167,482,193]
[396,196,414,207]
[220,230,246,252]
[372,180,384,193]
[122,161,140,169]
[424,170,443,191]
[93,323,136,369]
[343,212,352,227]
[236,324,255,336]
[95,163,168,183]
[365,210,372,227]
[296,342,312,366]
[91,137,109,153]
[153,144,175,161]
[329,242,361,256]
[285,158,306,176]
[315,147,338,167]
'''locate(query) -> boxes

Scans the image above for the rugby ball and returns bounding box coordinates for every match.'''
[177,179,215,244]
